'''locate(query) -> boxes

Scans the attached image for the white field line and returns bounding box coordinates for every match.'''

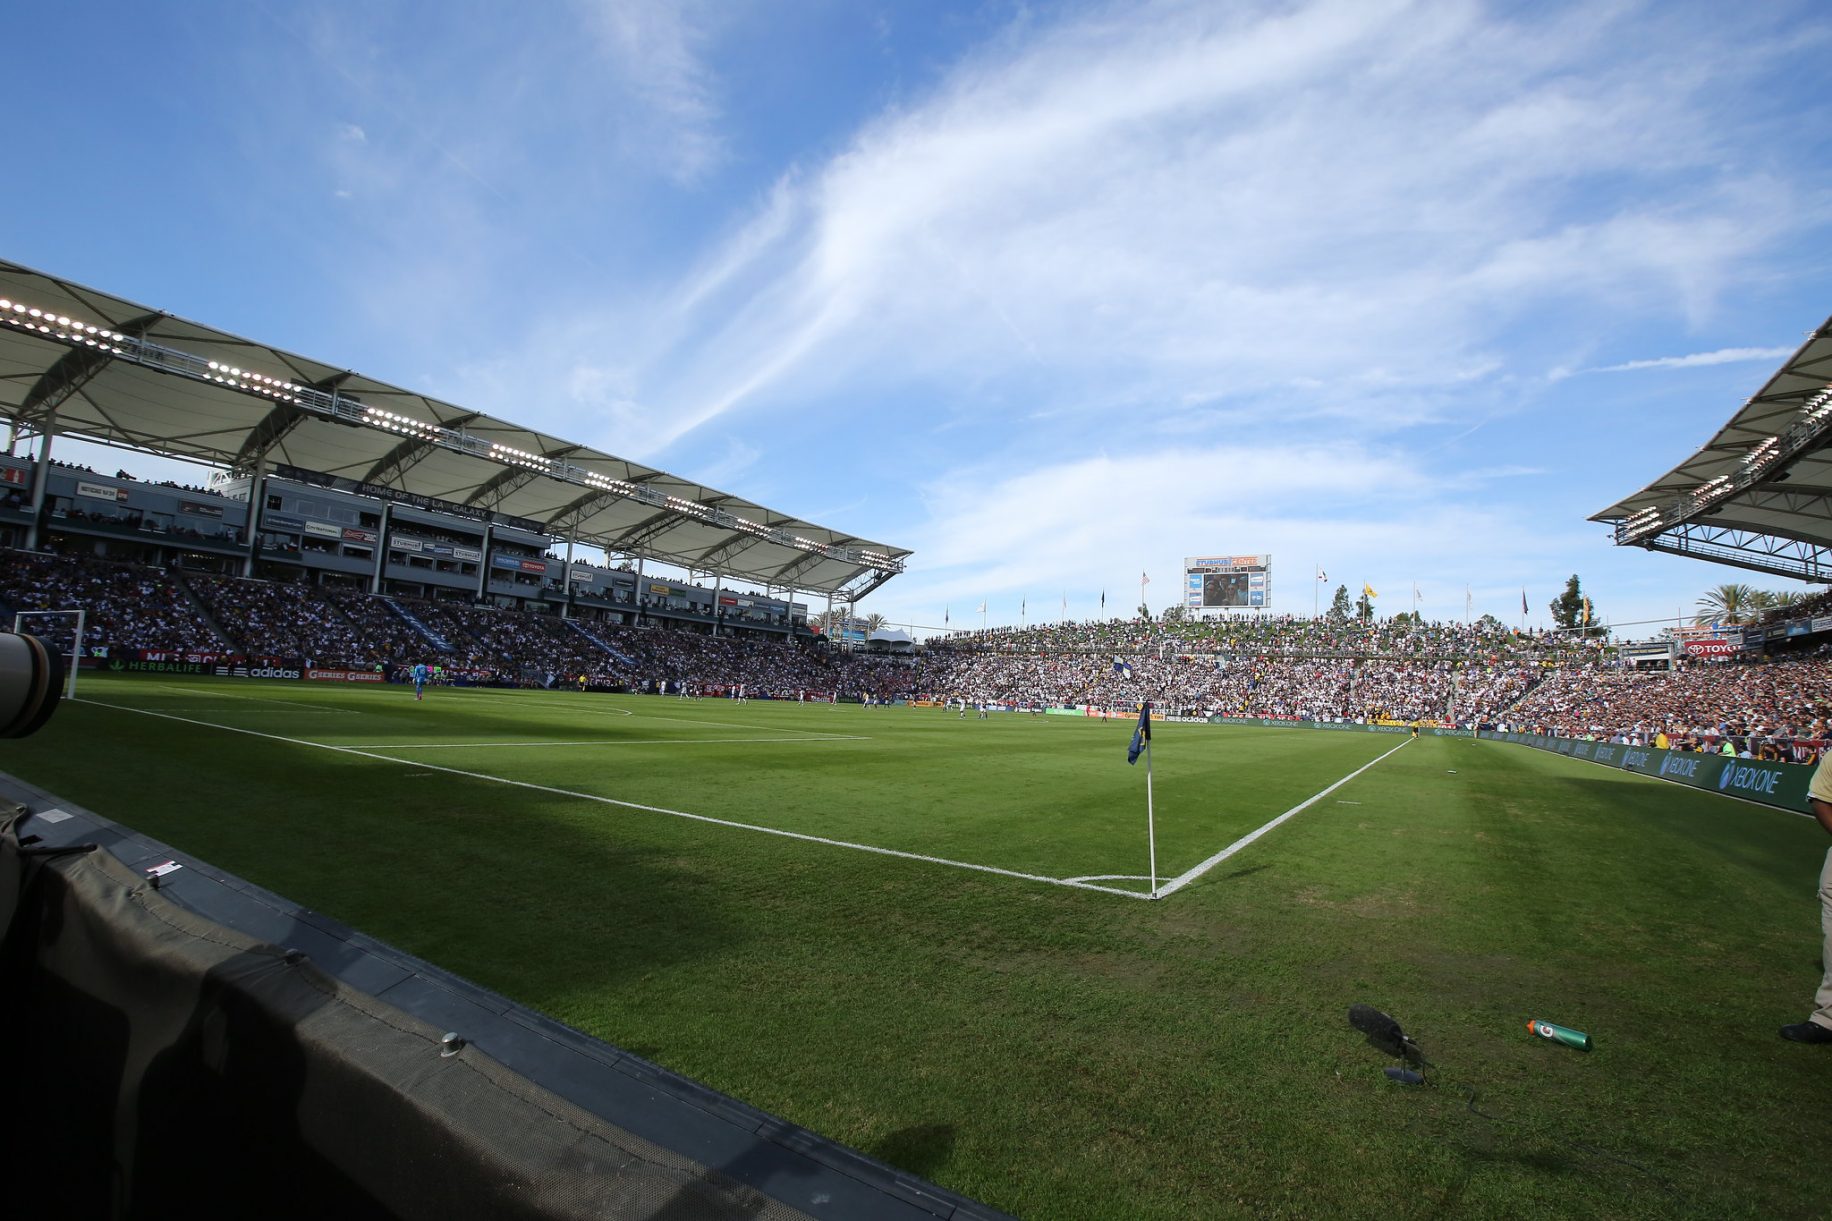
[435,692,635,716]
[77,699,1148,900]
[1152,738,1414,899]
[133,684,356,713]
[371,735,870,749]
[434,692,854,738]
[134,706,355,715]
[622,710,864,738]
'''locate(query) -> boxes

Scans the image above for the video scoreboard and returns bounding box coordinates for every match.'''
[1184,554,1270,613]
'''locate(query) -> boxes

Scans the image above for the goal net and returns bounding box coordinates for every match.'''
[11,608,85,699]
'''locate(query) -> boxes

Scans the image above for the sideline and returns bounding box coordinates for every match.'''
[373,736,871,749]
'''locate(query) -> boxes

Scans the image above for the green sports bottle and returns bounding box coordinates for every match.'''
[1527,1018,1592,1051]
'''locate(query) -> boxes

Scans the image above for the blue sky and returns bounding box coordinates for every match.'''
[8,0,1832,635]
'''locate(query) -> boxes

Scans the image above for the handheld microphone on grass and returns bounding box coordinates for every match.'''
[1349,1003,1430,1082]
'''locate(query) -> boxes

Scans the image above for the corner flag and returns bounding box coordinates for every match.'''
[1127,700,1152,765]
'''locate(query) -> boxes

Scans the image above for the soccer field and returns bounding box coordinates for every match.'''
[5,674,1830,1218]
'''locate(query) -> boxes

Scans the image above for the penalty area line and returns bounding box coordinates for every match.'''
[1153,737,1413,899]
[76,699,1147,901]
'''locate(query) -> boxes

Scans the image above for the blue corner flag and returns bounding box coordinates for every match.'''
[1127,701,1152,765]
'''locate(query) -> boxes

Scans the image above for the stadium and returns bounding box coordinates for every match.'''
[8,7,1832,1219]
[3,252,1832,1219]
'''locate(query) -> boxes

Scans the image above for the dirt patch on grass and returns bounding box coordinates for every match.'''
[1294,886,1432,920]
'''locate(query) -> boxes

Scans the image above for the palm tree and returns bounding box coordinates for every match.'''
[863,613,888,635]
[1695,583,1763,625]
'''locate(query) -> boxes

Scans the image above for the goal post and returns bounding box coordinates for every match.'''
[11,609,85,699]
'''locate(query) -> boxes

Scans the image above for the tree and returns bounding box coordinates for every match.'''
[1391,610,1422,625]
[1548,575,1603,636]
[862,613,887,635]
[1476,613,1503,630]
[1137,601,1151,619]
[1328,584,1351,620]
[1355,589,1373,622]
[1762,590,1806,621]
[1695,583,1763,625]
[1160,604,1187,623]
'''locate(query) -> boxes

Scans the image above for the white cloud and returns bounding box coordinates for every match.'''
[574,0,726,184]
[595,0,1819,456]
[1586,347,1796,374]
[867,438,1576,622]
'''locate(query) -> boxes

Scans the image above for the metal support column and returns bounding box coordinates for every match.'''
[23,414,55,551]
[243,454,268,578]
[371,503,392,594]
[562,534,575,619]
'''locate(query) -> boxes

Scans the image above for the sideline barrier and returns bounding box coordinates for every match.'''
[1480,731,1815,814]
[0,775,1011,1221]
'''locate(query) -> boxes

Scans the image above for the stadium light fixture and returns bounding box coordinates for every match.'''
[0,290,905,580]
[1803,385,1832,424]
[1743,436,1782,469]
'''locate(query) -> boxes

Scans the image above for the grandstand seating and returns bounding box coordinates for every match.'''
[3,546,1828,754]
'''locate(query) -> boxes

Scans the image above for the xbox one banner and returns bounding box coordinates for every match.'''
[1486,733,1814,814]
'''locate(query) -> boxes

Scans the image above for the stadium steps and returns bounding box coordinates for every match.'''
[169,569,241,651]
[564,618,635,666]
[381,596,454,652]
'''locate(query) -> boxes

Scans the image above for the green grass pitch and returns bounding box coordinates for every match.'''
[4,674,1830,1219]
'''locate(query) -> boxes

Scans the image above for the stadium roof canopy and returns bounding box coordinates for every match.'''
[1592,314,1832,584]
[0,259,907,601]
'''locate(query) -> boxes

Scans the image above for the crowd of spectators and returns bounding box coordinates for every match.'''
[187,574,371,666]
[934,614,1595,663]
[0,550,219,654]
[8,546,1832,749]
[905,649,1545,724]
[1503,649,1832,760]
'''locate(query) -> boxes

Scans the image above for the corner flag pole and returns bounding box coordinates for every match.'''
[1127,700,1158,898]
[1146,731,1158,898]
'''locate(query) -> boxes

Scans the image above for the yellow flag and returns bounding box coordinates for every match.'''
[1363,583,1378,599]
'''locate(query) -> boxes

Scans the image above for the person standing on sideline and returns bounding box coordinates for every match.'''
[1782,757,1832,1042]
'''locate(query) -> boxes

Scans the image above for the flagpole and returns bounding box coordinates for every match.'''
[1146,731,1158,898]
[1314,563,1319,619]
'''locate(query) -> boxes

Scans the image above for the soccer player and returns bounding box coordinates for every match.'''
[410,661,429,701]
